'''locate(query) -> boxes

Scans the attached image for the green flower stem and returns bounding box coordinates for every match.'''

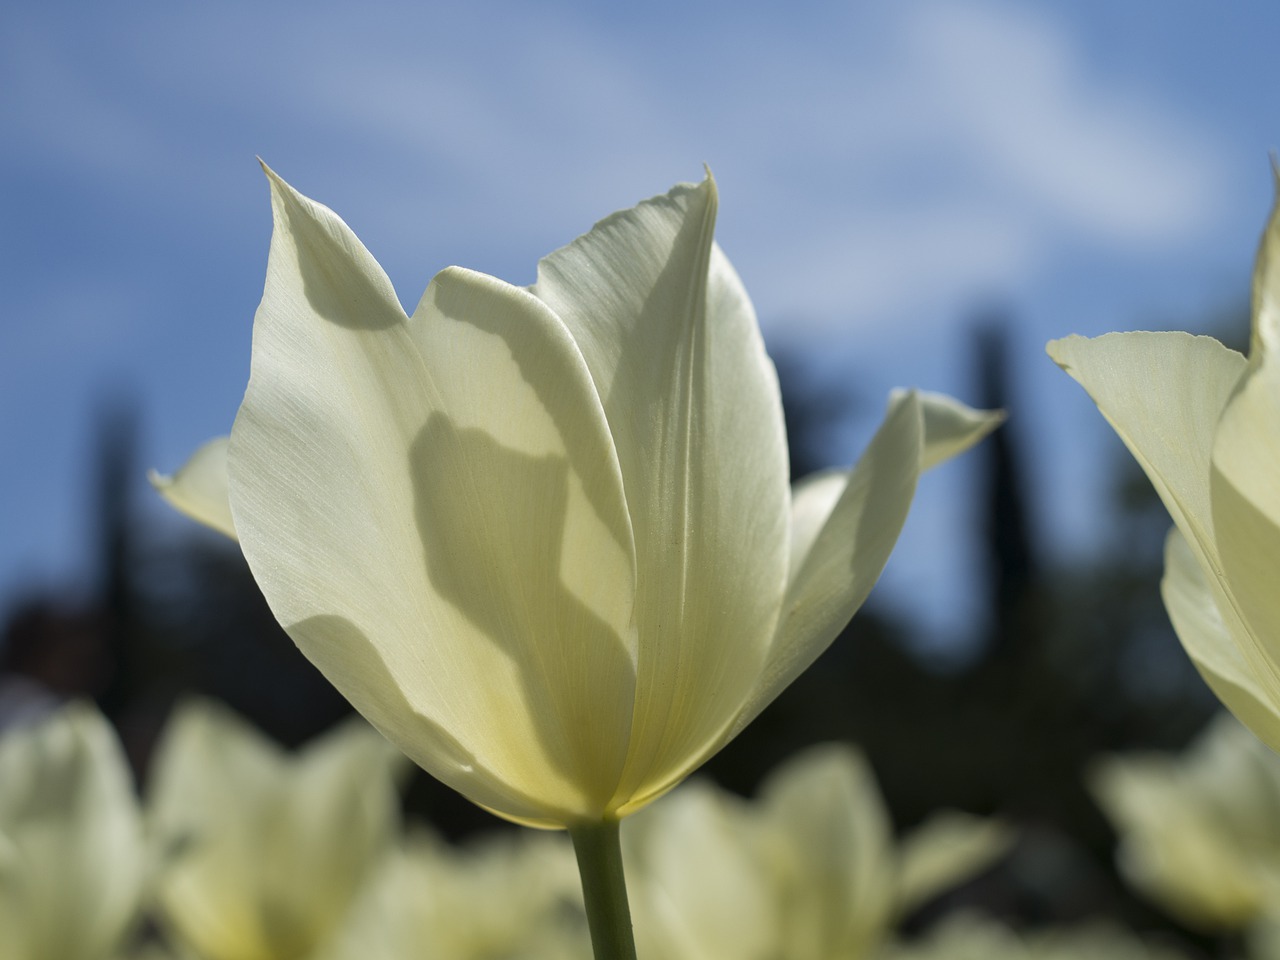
[569,818,638,960]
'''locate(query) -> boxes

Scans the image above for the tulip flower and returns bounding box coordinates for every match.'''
[147,699,404,960]
[1091,714,1280,931]
[0,704,145,960]
[156,164,999,956]
[1048,170,1280,751]
[318,830,588,960]
[623,744,1012,960]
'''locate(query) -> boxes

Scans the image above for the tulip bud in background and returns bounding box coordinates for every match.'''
[317,829,588,960]
[147,699,404,960]
[623,743,1012,960]
[1091,713,1280,932]
[0,704,145,960]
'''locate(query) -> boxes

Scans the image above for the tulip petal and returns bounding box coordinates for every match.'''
[0,705,144,960]
[229,166,638,824]
[530,175,790,806]
[896,813,1011,915]
[787,470,849,588]
[1210,180,1280,696]
[150,436,237,540]
[150,702,404,960]
[913,390,1005,471]
[262,721,404,952]
[1161,529,1280,751]
[1091,752,1264,929]
[1047,331,1246,575]
[760,744,896,959]
[727,391,924,739]
[625,782,779,960]
[149,700,287,958]
[1208,382,1280,709]
[784,392,999,594]
[1249,160,1280,357]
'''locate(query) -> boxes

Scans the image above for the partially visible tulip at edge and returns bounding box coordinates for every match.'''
[0,703,146,960]
[153,165,1002,830]
[1048,167,1280,752]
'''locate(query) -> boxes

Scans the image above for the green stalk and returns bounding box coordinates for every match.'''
[568,818,638,960]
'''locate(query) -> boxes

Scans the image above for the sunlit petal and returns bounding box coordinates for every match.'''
[1163,529,1280,750]
[530,175,790,807]
[913,390,1005,471]
[1211,354,1280,706]
[150,436,237,540]
[1048,331,1246,575]
[728,392,923,739]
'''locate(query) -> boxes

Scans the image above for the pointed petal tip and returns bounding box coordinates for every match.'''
[152,436,237,541]
[700,163,717,194]
[1045,334,1085,368]
[894,389,1004,471]
[257,156,281,184]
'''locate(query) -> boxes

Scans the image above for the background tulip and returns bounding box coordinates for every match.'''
[148,699,404,960]
[623,744,1011,960]
[317,830,588,960]
[0,704,145,960]
[1091,714,1280,932]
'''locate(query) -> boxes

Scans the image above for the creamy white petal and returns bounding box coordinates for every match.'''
[911,390,1005,471]
[625,782,778,960]
[787,470,849,588]
[1249,162,1280,356]
[229,166,637,825]
[150,702,403,960]
[896,813,1012,915]
[0,704,144,960]
[1202,175,1280,733]
[149,700,288,959]
[1211,360,1280,700]
[150,436,237,541]
[1090,722,1280,930]
[530,175,790,808]
[258,721,404,955]
[727,391,924,740]
[1048,332,1246,578]
[1165,527,1280,752]
[759,744,896,960]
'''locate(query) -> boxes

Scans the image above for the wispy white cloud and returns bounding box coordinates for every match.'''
[2,0,1226,340]
[0,0,1261,627]
[905,1,1220,244]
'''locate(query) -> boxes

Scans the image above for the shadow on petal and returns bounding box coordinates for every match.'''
[272,180,404,332]
[410,414,636,809]
[289,613,563,826]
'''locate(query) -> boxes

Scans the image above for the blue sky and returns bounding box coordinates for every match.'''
[3,0,1279,642]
